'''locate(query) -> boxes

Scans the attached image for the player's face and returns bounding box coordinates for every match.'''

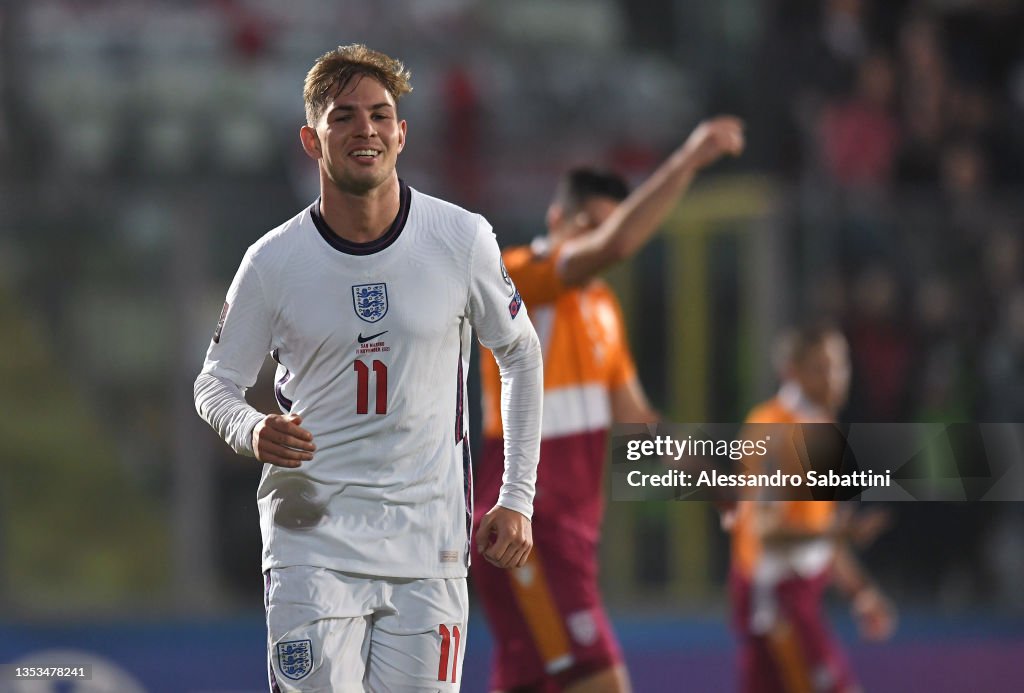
[795,334,851,415]
[578,196,619,232]
[554,195,620,241]
[307,76,407,195]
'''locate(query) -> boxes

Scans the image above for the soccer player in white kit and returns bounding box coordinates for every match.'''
[194,44,543,692]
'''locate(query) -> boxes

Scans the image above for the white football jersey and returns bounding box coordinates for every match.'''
[200,181,536,578]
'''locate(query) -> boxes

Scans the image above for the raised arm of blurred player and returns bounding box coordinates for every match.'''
[557,116,745,286]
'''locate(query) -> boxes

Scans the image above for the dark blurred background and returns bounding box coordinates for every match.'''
[2,0,1023,691]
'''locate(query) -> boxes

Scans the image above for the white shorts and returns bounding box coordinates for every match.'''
[264,567,468,692]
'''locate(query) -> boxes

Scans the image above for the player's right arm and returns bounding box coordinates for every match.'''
[193,247,315,467]
[557,116,745,286]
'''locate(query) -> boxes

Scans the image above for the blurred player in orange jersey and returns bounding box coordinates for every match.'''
[728,324,896,693]
[471,117,745,693]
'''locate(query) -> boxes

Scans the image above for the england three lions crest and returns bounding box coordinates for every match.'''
[352,283,388,323]
[276,638,313,680]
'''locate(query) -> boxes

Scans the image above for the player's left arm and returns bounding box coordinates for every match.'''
[476,503,534,570]
[476,333,542,568]
[832,542,897,641]
[467,219,544,569]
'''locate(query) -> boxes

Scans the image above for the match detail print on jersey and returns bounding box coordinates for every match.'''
[213,301,229,343]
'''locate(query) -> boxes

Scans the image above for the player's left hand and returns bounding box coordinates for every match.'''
[852,586,897,641]
[475,505,533,569]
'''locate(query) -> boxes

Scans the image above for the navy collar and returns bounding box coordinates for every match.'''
[310,179,411,256]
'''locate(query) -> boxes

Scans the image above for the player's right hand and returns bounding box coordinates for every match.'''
[681,115,745,171]
[252,413,315,468]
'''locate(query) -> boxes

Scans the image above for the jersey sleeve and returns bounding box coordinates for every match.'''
[195,247,274,455]
[468,222,537,350]
[200,247,273,386]
[501,245,567,307]
[468,218,543,518]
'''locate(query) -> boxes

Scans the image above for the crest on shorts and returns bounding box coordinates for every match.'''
[567,610,598,646]
[352,283,388,323]
[277,638,313,680]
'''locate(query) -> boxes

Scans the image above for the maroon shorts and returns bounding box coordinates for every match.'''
[470,522,622,691]
[730,569,856,693]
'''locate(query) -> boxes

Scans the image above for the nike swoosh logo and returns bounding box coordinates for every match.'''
[358,330,389,343]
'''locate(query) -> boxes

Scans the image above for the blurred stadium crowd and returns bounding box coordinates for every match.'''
[1,0,1023,633]
[759,0,1024,426]
[747,1,1024,615]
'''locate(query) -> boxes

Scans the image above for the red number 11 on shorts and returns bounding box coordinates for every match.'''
[437,623,461,683]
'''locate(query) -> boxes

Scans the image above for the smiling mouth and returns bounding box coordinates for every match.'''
[350,149,381,160]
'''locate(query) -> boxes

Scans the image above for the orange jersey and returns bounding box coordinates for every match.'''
[476,244,636,538]
[731,396,836,578]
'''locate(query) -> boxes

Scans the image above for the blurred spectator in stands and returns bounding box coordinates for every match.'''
[213,0,276,60]
[939,139,994,243]
[981,286,1024,422]
[442,64,483,207]
[807,268,848,322]
[982,223,1023,305]
[895,15,948,186]
[821,0,868,68]
[912,275,972,422]
[844,264,914,421]
[984,503,1024,612]
[819,51,900,190]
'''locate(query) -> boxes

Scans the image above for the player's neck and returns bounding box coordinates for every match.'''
[319,175,401,243]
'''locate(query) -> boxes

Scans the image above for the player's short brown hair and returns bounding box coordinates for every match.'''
[553,167,630,215]
[775,321,844,371]
[303,44,412,126]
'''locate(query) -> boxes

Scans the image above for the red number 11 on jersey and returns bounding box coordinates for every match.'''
[354,359,387,414]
